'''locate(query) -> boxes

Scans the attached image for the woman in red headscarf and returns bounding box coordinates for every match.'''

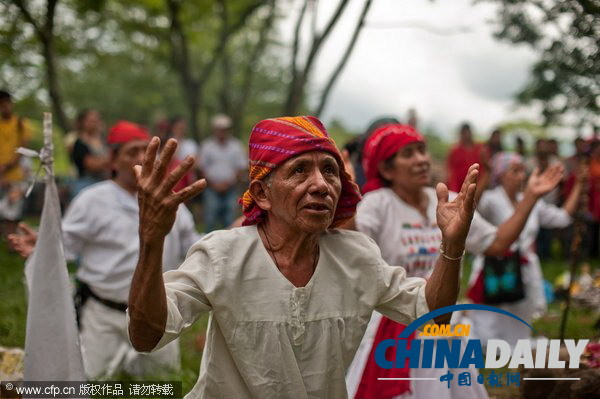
[346,123,565,399]
[128,116,484,398]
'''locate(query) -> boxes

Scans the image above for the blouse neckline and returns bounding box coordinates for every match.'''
[251,225,322,290]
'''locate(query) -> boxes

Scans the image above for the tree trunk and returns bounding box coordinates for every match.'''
[180,84,202,141]
[283,0,350,115]
[13,0,69,133]
[42,37,70,133]
[229,0,276,134]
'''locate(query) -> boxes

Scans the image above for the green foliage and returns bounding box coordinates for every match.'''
[0,0,289,140]
[326,118,359,149]
[0,242,28,348]
[484,0,600,126]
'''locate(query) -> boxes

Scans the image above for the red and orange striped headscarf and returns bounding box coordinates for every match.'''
[240,116,361,227]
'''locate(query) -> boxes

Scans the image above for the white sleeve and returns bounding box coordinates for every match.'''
[61,195,98,261]
[476,191,494,222]
[355,194,382,241]
[150,241,216,351]
[538,201,572,229]
[448,191,497,255]
[465,210,497,255]
[374,259,430,326]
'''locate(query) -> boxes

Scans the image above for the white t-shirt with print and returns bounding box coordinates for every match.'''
[356,187,497,279]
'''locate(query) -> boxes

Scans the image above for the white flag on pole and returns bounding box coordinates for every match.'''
[24,113,86,381]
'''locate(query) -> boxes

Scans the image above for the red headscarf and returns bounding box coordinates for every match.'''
[240,116,361,227]
[107,121,150,145]
[362,124,425,194]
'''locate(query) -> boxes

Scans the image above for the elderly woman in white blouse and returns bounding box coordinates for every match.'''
[467,152,582,347]
[127,116,479,398]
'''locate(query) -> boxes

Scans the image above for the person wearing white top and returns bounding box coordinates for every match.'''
[468,152,582,348]
[345,124,566,399]
[197,114,247,231]
[10,122,202,378]
[127,116,480,398]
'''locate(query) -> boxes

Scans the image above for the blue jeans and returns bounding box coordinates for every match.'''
[203,187,238,231]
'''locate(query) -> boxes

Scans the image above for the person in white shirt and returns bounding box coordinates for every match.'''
[128,115,479,398]
[345,124,564,399]
[197,114,247,231]
[467,152,581,348]
[9,121,201,378]
[167,116,198,163]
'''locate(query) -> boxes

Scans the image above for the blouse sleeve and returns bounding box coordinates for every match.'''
[465,211,497,255]
[537,200,572,229]
[476,191,494,221]
[449,191,497,255]
[355,193,383,240]
[374,259,430,326]
[150,241,217,351]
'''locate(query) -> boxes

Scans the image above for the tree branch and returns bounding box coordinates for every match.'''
[232,0,276,133]
[167,0,197,89]
[284,0,350,114]
[45,0,58,36]
[12,0,42,38]
[198,0,263,86]
[315,0,373,117]
[290,0,309,94]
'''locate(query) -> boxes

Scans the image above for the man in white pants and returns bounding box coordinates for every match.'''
[10,121,201,378]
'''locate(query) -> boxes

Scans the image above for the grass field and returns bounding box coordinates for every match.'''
[1,236,598,397]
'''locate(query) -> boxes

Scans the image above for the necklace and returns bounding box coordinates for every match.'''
[261,224,319,274]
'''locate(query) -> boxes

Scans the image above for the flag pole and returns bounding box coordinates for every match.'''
[42,112,54,177]
[24,112,86,382]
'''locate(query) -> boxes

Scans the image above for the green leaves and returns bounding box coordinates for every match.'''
[485,0,599,126]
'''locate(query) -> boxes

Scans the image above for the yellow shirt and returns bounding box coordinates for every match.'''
[0,115,31,182]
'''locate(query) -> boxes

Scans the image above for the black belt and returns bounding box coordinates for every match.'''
[88,289,128,312]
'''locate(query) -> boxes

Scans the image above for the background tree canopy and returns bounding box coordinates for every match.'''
[1,0,598,144]
[484,0,599,127]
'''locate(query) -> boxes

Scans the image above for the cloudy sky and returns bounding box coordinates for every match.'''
[279,0,543,140]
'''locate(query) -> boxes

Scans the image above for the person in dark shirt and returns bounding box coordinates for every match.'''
[69,109,109,197]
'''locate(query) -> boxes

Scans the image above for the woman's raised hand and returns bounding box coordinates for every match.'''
[134,137,206,242]
[435,164,478,256]
[525,164,563,198]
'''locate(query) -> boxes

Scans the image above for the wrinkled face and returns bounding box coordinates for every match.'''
[500,162,526,193]
[112,140,148,190]
[264,151,342,233]
[379,142,431,190]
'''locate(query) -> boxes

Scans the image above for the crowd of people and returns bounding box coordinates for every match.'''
[2,86,599,398]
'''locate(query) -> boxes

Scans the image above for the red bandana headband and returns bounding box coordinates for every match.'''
[240,116,361,227]
[107,121,151,145]
[362,124,425,194]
